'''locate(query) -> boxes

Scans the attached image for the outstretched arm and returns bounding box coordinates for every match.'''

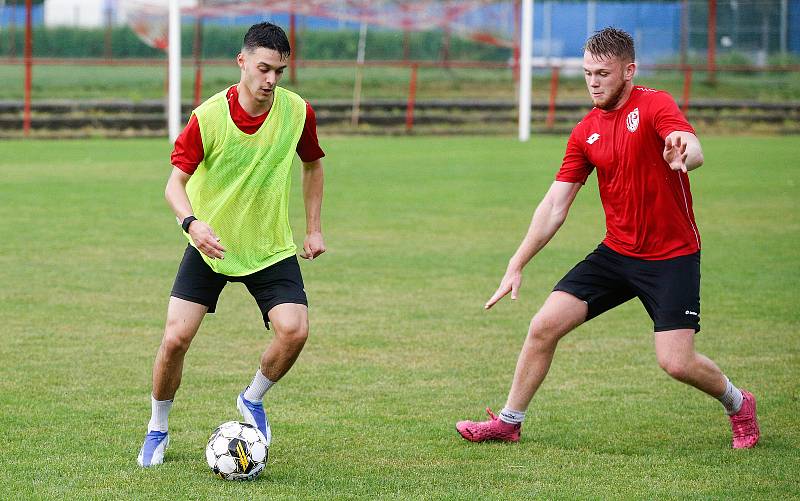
[485,181,583,309]
[300,158,326,260]
[664,131,704,173]
[165,166,225,259]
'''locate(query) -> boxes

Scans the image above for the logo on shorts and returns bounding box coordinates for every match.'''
[586,132,601,144]
[685,310,699,316]
[626,108,639,132]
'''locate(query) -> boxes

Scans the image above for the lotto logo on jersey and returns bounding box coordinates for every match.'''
[626,108,640,132]
[586,133,600,144]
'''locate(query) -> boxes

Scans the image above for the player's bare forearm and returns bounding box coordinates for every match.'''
[301,159,324,234]
[508,181,582,271]
[484,181,581,309]
[165,166,225,259]
[165,166,194,220]
[300,159,326,260]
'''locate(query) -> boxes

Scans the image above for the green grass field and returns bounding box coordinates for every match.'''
[1,136,798,499]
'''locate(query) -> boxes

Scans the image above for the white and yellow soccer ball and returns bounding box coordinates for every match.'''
[205,421,268,480]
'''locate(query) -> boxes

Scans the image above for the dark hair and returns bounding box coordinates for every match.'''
[584,27,635,63]
[242,22,291,60]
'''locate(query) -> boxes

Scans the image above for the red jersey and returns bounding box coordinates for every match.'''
[171,85,325,174]
[556,86,700,260]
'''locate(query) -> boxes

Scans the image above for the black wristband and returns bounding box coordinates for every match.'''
[181,215,197,233]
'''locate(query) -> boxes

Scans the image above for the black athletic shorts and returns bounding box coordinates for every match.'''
[554,243,701,333]
[170,245,307,328]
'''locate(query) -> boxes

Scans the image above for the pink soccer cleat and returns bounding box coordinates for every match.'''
[456,408,521,443]
[729,390,760,449]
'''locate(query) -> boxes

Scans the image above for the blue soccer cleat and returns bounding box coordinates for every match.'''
[237,391,272,445]
[137,430,169,467]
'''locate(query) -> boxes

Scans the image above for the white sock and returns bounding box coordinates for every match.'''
[243,369,275,403]
[498,407,526,425]
[148,395,173,432]
[717,377,744,416]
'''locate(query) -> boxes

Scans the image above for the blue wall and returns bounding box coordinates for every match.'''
[530,2,682,59]
[791,0,800,53]
[0,5,44,27]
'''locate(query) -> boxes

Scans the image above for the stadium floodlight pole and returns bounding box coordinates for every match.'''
[23,0,32,137]
[780,0,788,54]
[350,21,368,128]
[517,0,533,142]
[168,0,181,142]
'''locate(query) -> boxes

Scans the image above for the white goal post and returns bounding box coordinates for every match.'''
[518,0,533,142]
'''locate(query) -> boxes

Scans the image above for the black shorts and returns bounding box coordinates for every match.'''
[554,244,701,333]
[170,245,307,328]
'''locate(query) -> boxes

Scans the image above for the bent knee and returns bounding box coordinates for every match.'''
[273,318,309,345]
[161,330,192,355]
[657,357,691,381]
[527,314,567,345]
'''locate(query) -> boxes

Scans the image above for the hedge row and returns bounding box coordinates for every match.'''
[0,25,511,61]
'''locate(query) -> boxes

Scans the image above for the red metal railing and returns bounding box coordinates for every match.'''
[5,56,799,134]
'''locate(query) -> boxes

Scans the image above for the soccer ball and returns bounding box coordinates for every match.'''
[205,421,269,480]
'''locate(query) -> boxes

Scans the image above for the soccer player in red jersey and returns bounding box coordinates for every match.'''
[456,28,759,449]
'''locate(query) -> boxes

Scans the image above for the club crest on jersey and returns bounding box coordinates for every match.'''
[626,108,640,132]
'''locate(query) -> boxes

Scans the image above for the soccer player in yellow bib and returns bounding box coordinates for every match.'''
[138,22,326,467]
